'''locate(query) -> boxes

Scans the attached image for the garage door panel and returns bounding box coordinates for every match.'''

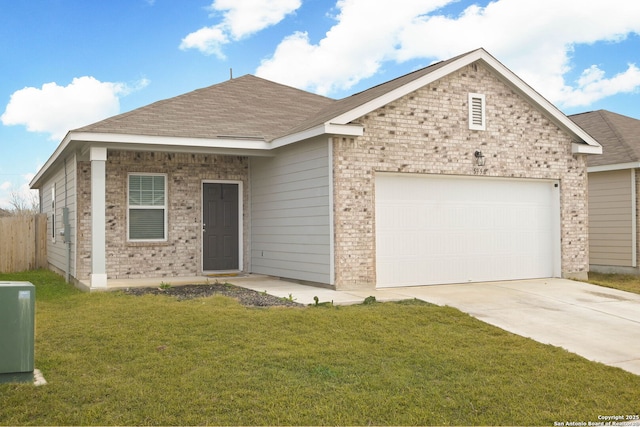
[375,174,560,287]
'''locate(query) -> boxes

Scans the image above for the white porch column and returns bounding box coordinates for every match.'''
[90,147,107,289]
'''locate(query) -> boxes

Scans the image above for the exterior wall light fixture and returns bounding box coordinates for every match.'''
[474,150,486,167]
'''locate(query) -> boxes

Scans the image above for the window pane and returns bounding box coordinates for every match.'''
[153,176,165,205]
[129,175,142,205]
[141,190,155,205]
[130,209,165,240]
[129,175,165,206]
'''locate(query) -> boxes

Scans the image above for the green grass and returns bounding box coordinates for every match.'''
[1,270,639,425]
[585,272,640,295]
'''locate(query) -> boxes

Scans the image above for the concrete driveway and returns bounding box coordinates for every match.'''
[383,278,640,376]
[228,276,640,376]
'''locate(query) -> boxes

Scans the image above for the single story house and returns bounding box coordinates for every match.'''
[30,48,602,291]
[570,110,640,274]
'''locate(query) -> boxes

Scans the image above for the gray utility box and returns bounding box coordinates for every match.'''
[0,282,35,383]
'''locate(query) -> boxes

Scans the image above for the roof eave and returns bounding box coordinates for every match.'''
[271,123,364,149]
[478,52,603,150]
[30,132,74,189]
[588,162,640,173]
[71,132,271,150]
[30,131,275,189]
[572,143,602,155]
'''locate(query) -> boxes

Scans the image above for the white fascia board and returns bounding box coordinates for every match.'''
[30,132,273,189]
[72,132,271,150]
[30,132,74,189]
[477,52,602,149]
[588,162,640,173]
[572,142,603,155]
[271,123,364,149]
[94,142,275,158]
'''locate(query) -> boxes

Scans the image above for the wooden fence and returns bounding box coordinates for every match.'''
[0,214,47,273]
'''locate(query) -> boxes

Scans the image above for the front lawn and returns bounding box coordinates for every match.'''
[586,272,640,295]
[1,270,639,426]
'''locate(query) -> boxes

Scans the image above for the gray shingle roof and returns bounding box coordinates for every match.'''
[570,110,640,167]
[282,51,471,135]
[74,75,335,142]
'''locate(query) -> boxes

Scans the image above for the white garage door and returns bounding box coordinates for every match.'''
[375,174,560,287]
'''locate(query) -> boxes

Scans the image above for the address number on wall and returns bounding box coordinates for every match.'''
[473,167,488,175]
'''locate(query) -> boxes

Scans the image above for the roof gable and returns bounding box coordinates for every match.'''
[570,110,640,168]
[275,48,601,153]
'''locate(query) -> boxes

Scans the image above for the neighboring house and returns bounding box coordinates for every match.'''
[570,110,640,274]
[30,48,601,291]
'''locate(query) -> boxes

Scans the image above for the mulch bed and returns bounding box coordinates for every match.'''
[121,282,304,307]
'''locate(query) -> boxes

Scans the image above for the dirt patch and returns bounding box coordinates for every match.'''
[121,283,304,307]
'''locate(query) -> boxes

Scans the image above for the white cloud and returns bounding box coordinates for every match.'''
[256,0,640,107]
[561,64,640,107]
[257,0,452,95]
[180,26,229,58]
[214,0,302,39]
[1,76,149,141]
[180,0,301,58]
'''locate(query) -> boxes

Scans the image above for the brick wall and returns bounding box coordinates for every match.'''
[332,62,589,289]
[76,151,249,280]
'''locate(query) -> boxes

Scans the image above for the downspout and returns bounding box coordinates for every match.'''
[64,157,70,283]
[632,169,637,268]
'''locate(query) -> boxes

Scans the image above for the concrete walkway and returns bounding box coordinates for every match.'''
[227,276,640,376]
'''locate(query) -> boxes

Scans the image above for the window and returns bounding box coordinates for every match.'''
[128,174,167,241]
[468,93,486,131]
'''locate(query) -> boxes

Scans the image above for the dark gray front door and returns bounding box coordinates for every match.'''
[203,183,239,271]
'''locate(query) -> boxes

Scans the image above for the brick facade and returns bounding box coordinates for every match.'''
[76,151,249,280]
[332,62,589,289]
[73,62,590,287]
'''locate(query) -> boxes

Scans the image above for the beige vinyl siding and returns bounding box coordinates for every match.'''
[41,155,77,278]
[250,136,332,284]
[588,169,634,267]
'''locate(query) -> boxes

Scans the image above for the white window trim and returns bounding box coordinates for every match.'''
[469,93,486,131]
[127,173,168,242]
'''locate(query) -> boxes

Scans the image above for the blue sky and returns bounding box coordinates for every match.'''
[1,0,640,209]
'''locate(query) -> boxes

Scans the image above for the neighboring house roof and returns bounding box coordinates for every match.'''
[0,208,11,217]
[31,48,601,189]
[570,110,640,170]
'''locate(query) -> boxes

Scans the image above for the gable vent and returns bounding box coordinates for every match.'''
[469,93,486,131]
